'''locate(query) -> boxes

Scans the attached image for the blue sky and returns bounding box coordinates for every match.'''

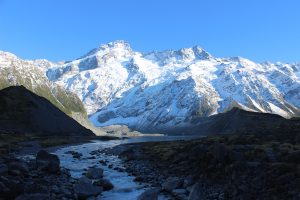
[0,0,299,62]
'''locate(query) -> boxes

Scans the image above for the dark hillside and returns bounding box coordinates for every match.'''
[0,86,94,136]
[169,107,300,135]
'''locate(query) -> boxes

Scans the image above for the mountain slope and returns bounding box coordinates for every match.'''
[0,51,86,116]
[0,51,106,135]
[43,41,300,133]
[0,86,94,136]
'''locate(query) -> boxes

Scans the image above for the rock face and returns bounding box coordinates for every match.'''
[36,41,300,133]
[0,86,94,136]
[36,150,60,173]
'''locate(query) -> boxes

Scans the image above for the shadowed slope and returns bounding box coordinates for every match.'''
[0,86,94,136]
[170,107,300,135]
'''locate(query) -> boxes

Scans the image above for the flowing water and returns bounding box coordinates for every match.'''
[54,136,201,200]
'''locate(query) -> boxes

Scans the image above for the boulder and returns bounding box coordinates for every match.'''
[137,188,160,200]
[74,177,102,199]
[36,150,60,173]
[94,178,114,191]
[86,168,103,179]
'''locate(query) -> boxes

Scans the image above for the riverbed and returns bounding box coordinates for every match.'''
[54,136,200,200]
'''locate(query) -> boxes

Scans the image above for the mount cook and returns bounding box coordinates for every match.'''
[1,41,300,133]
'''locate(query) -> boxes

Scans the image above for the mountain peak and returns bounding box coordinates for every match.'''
[105,40,131,49]
[0,51,18,61]
[78,40,132,59]
[192,45,212,60]
[175,45,212,61]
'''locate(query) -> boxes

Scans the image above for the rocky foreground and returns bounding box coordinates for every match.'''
[0,150,114,200]
[107,132,300,200]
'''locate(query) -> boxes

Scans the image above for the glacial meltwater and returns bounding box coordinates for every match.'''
[54,136,200,200]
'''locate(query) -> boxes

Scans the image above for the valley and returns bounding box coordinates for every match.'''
[0,42,299,200]
[1,0,299,199]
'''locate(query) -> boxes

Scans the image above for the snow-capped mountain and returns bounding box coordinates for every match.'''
[7,41,300,133]
[0,51,83,114]
[0,51,106,135]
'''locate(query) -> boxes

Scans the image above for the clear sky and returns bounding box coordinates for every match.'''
[0,0,299,63]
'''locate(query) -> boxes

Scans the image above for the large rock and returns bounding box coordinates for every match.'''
[94,178,114,191]
[137,188,160,200]
[36,150,60,173]
[86,168,104,179]
[74,177,102,199]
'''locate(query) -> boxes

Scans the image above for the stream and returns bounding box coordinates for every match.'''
[54,136,200,200]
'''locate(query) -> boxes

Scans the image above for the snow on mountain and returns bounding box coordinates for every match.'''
[16,41,300,132]
[0,51,106,135]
